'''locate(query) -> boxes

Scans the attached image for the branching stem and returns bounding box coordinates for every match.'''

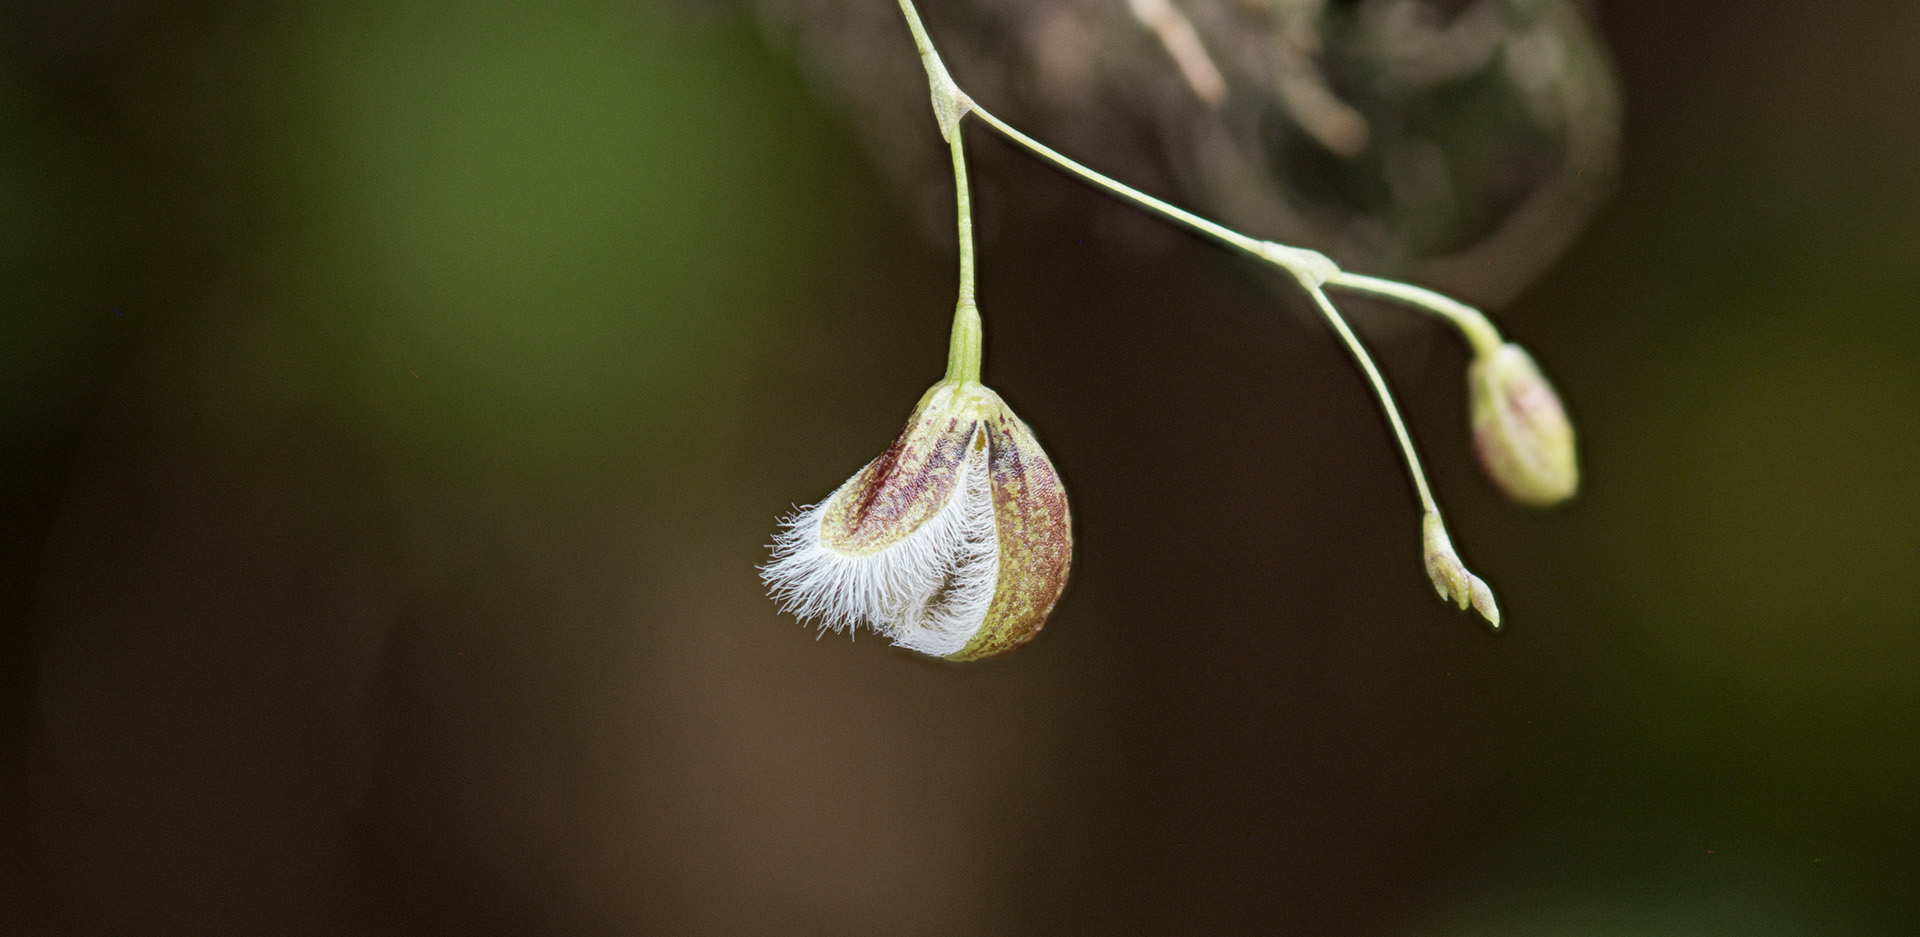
[1326,272,1505,359]
[969,97,1451,520]
[893,0,1509,626]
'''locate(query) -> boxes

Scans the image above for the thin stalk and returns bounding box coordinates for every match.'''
[1301,284,1440,516]
[890,0,1502,626]
[944,128,983,384]
[897,0,1495,359]
[950,129,976,310]
[968,106,1264,258]
[1327,272,1504,358]
[973,99,1440,514]
[895,0,969,142]
[969,107,1512,359]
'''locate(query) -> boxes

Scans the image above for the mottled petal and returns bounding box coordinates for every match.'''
[949,393,1073,661]
[818,382,974,556]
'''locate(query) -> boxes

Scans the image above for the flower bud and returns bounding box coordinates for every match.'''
[763,379,1072,661]
[1422,512,1499,629]
[1469,343,1578,507]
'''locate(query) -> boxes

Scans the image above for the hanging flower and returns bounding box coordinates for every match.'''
[763,378,1072,661]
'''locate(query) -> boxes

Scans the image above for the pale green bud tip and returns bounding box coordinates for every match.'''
[1422,512,1500,629]
[762,379,1072,662]
[1469,343,1578,507]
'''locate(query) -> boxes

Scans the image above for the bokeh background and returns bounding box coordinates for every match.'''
[2,1,1916,935]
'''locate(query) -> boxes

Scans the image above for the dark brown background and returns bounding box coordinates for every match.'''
[1,1,1915,935]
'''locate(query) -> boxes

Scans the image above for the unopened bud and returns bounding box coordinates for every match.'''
[763,379,1072,661]
[1422,512,1499,629]
[1469,343,1578,507]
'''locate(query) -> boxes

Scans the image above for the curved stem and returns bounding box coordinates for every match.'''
[968,106,1265,258]
[898,0,1499,363]
[897,0,981,384]
[967,106,1509,360]
[1302,283,1439,516]
[971,90,1450,519]
[974,91,1441,514]
[1326,272,1504,358]
[890,0,1504,625]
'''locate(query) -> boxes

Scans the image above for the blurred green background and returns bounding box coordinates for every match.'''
[1,1,1915,935]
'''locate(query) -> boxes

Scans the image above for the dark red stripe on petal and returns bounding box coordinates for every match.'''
[950,406,1073,661]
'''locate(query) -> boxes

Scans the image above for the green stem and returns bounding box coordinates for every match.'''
[892,0,1498,619]
[950,128,976,310]
[944,128,983,384]
[967,106,1508,363]
[1302,283,1441,517]
[1326,272,1504,358]
[895,0,981,384]
[968,106,1265,257]
[895,0,969,142]
[897,0,1498,365]
[972,97,1441,513]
